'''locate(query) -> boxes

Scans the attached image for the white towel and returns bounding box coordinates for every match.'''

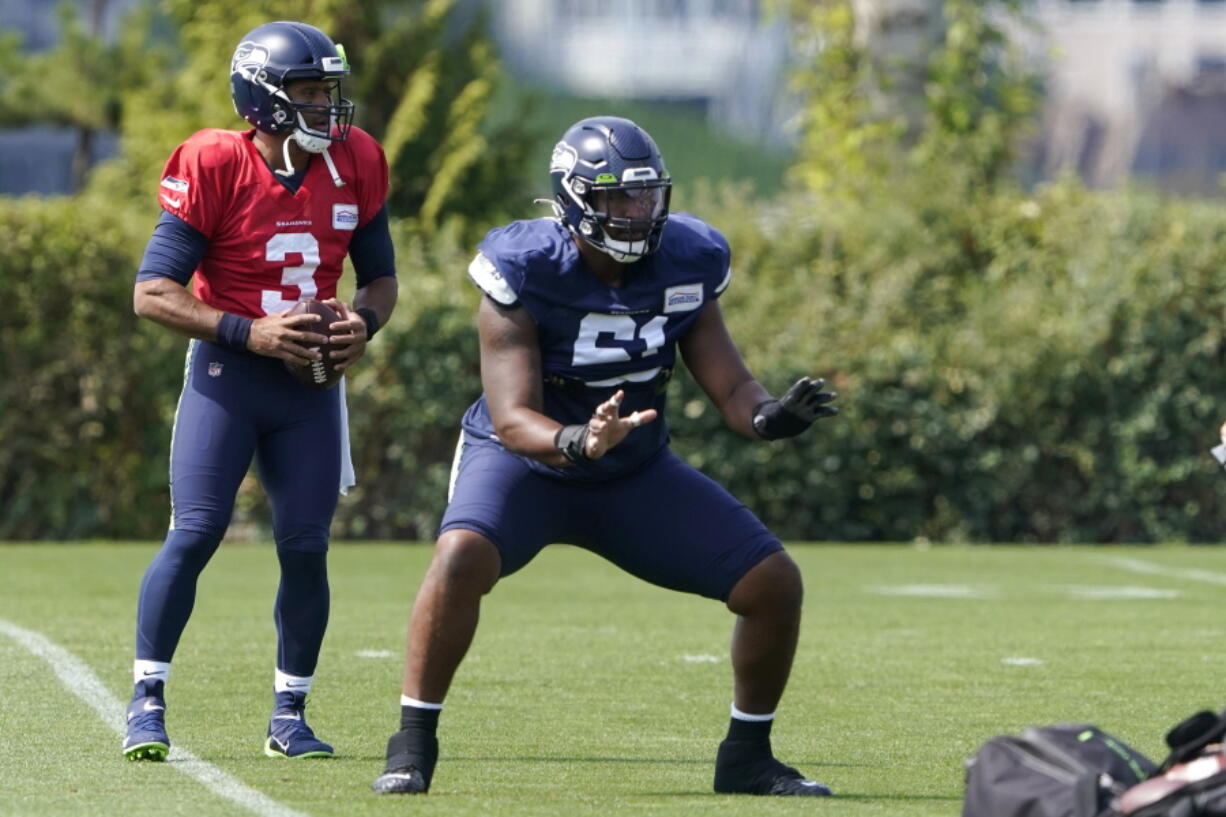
[338,376,356,495]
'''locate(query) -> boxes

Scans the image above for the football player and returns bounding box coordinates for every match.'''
[372,117,837,796]
[123,21,397,761]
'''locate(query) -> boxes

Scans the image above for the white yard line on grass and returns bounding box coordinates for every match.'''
[0,619,311,817]
[1100,556,1226,587]
[867,584,994,599]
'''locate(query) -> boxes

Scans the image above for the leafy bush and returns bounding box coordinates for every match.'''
[671,177,1226,543]
[7,181,1226,542]
[8,0,1226,544]
[0,196,179,538]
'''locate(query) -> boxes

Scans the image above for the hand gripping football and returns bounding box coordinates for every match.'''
[283,299,344,390]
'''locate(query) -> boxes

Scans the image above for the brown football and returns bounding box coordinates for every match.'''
[283,299,344,390]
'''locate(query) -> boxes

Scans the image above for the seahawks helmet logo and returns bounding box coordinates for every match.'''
[231,41,270,79]
[550,141,577,175]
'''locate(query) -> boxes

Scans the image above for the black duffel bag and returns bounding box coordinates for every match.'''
[963,723,1157,817]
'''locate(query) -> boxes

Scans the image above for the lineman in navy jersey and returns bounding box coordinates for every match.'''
[460,211,730,481]
[374,117,838,797]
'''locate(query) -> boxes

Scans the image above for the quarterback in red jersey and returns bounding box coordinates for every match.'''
[123,21,398,762]
[157,119,388,318]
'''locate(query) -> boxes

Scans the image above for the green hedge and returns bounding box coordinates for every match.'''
[0,197,178,538]
[677,178,1226,542]
[5,182,1226,542]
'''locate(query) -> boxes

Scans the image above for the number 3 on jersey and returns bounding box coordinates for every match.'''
[261,232,320,315]
[572,313,668,366]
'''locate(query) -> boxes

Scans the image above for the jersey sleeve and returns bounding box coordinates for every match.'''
[695,217,733,298]
[467,223,540,307]
[345,127,390,229]
[666,212,733,299]
[156,130,240,239]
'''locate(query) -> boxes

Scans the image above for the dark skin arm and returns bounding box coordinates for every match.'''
[478,296,568,465]
[133,277,325,364]
[678,300,771,439]
[478,296,656,465]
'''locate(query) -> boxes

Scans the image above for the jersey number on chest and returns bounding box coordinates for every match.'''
[572,313,669,366]
[261,232,321,315]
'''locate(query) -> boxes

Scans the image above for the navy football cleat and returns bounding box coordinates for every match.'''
[123,696,170,762]
[713,739,832,797]
[264,691,334,759]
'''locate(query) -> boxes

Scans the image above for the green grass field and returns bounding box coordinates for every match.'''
[2,543,1225,816]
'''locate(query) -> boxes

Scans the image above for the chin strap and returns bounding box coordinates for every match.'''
[321,147,344,188]
[275,137,296,177]
[273,137,345,188]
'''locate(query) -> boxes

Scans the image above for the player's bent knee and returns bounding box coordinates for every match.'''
[726,551,803,618]
[430,530,501,594]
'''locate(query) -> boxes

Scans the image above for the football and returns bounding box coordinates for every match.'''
[283,299,344,390]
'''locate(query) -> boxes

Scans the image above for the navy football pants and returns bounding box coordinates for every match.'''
[439,435,783,601]
[134,340,340,674]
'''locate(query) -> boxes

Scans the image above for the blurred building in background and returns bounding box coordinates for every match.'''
[1027,0,1226,194]
[860,0,1226,194]
[0,0,137,195]
[487,0,794,146]
[7,0,1226,196]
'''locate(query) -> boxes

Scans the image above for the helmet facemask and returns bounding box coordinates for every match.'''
[557,164,672,263]
[581,180,671,262]
[280,79,354,154]
[549,117,673,263]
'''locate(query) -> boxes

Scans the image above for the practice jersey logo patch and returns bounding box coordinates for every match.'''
[160,176,189,194]
[208,362,223,377]
[332,204,359,230]
[663,283,704,313]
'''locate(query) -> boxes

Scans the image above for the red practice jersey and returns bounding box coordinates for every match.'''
[156,126,389,318]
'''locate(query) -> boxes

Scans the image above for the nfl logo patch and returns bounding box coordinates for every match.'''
[208,362,223,377]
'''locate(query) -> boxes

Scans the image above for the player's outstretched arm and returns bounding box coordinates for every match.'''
[678,301,773,438]
[751,376,838,440]
[678,301,837,440]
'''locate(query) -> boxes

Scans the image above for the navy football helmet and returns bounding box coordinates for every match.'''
[230,21,354,155]
[550,117,671,263]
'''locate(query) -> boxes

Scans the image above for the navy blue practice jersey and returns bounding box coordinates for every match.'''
[461,213,732,481]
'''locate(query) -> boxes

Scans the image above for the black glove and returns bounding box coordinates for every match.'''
[752,377,838,440]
